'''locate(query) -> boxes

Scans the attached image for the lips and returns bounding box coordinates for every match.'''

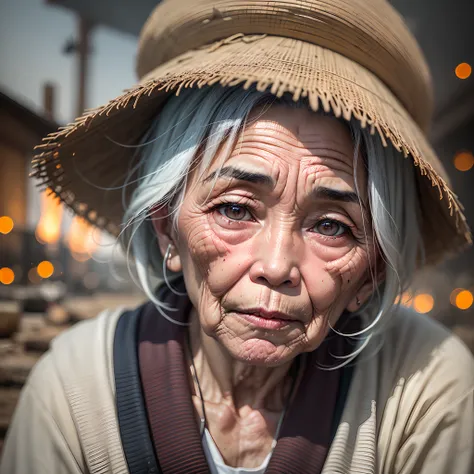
[233,308,295,330]
[241,308,293,320]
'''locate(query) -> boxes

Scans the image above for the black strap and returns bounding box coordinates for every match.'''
[113,307,162,474]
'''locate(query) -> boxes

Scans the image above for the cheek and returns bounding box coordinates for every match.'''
[301,245,371,349]
[179,213,225,270]
[176,210,256,331]
[179,211,254,293]
[303,239,370,307]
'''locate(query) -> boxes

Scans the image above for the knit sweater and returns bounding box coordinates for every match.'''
[1,306,473,474]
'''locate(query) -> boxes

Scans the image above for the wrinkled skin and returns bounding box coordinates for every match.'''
[156,105,377,365]
[153,105,380,467]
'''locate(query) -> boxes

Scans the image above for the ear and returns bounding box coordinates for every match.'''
[346,267,386,313]
[150,205,183,273]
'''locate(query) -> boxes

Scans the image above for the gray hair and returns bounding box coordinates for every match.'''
[121,85,423,364]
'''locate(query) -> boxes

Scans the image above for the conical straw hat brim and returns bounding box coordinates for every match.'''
[33,35,471,264]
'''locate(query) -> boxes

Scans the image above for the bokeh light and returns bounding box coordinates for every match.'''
[0,267,15,285]
[37,261,54,279]
[413,294,434,314]
[67,217,98,258]
[28,267,41,284]
[450,288,463,306]
[71,251,91,263]
[35,190,63,245]
[455,290,473,310]
[0,216,14,234]
[395,292,413,307]
[453,151,474,172]
[455,62,472,79]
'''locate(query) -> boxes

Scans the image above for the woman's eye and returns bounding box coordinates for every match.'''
[312,219,347,237]
[218,204,252,221]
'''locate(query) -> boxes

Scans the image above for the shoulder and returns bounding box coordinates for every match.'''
[1,308,128,474]
[379,306,474,393]
[376,307,474,446]
[49,307,124,384]
[348,305,474,421]
[30,307,132,474]
[370,308,474,472]
[24,306,127,423]
[318,308,473,473]
[24,307,125,395]
[51,306,124,358]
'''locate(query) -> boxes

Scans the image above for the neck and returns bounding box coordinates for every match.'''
[187,312,295,413]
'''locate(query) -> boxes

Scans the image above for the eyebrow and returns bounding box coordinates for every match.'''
[203,166,274,187]
[312,186,360,204]
[202,167,359,203]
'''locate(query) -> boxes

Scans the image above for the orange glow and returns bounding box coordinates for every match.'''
[37,261,54,279]
[35,190,63,244]
[71,251,91,262]
[455,290,473,310]
[450,288,463,306]
[395,292,413,307]
[66,217,98,259]
[0,267,15,285]
[0,216,14,234]
[455,62,472,79]
[453,151,474,172]
[413,294,434,314]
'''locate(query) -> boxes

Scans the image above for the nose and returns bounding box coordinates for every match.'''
[249,225,301,288]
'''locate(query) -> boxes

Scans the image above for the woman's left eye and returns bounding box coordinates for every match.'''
[311,219,348,237]
[217,204,253,221]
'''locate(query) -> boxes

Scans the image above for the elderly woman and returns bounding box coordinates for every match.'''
[1,0,474,473]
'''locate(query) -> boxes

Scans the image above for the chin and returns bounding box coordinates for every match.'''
[226,338,297,367]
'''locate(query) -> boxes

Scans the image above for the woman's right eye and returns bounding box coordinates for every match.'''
[217,204,253,221]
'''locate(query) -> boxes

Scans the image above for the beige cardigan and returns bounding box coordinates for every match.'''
[1,306,473,474]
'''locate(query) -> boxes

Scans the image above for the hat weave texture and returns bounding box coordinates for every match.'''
[32,0,471,264]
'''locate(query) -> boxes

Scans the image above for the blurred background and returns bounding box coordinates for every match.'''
[0,0,473,451]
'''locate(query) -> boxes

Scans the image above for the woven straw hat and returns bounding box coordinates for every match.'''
[33,0,471,264]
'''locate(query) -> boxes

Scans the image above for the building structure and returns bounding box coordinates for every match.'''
[0,90,58,285]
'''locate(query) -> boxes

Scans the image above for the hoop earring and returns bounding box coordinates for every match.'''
[163,244,187,296]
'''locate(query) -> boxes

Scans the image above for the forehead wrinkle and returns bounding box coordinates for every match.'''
[224,117,360,194]
[231,139,355,172]
[307,162,358,198]
[223,151,357,195]
[234,135,311,159]
[239,126,352,152]
[234,129,355,169]
[300,141,356,167]
[244,118,352,147]
[301,156,355,178]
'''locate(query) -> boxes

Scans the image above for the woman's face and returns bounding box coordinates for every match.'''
[157,105,378,366]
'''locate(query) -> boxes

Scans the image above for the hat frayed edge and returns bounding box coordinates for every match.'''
[31,70,472,253]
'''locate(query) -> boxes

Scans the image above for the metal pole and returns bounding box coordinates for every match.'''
[77,16,92,117]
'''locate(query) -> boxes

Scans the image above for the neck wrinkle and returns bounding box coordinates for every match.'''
[188,311,293,413]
